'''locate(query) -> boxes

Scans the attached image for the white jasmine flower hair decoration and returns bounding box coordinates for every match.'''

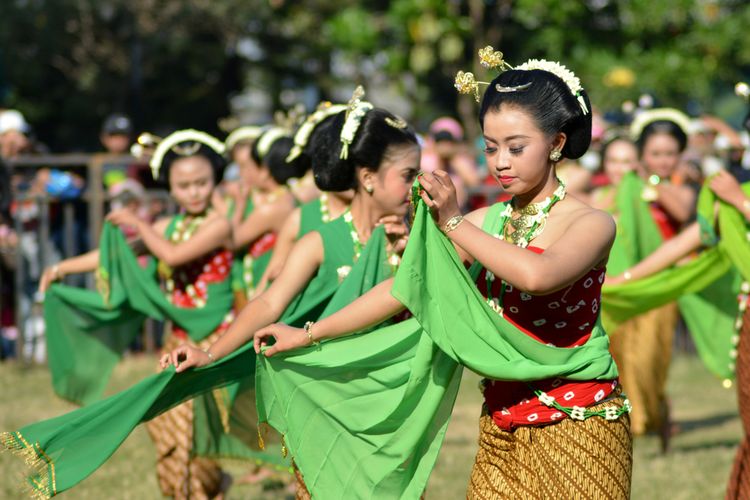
[454,46,589,115]
[340,85,374,160]
[149,129,225,180]
[287,101,347,163]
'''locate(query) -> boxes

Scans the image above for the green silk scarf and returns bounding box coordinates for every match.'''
[254,198,618,499]
[44,218,234,405]
[0,217,385,498]
[601,181,750,380]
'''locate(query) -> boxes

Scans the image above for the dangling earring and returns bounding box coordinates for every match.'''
[549,150,562,162]
[365,184,374,194]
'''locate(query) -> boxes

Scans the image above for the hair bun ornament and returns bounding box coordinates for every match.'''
[514,59,588,115]
[454,46,589,115]
[286,101,347,162]
[340,85,374,160]
[224,126,263,152]
[629,108,692,141]
[149,129,225,180]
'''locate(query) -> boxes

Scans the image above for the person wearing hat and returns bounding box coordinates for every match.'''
[0,109,31,159]
[100,113,136,189]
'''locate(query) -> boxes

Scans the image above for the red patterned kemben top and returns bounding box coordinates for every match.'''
[477,246,618,431]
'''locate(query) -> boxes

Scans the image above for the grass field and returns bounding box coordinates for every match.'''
[0,352,741,499]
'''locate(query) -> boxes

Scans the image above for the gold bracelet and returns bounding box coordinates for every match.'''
[202,348,215,363]
[442,215,464,233]
[303,321,320,346]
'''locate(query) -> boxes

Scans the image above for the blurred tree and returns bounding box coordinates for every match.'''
[1,0,750,151]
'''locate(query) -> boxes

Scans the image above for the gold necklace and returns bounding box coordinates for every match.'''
[503,181,567,247]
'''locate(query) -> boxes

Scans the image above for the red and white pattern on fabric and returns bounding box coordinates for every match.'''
[169,249,233,309]
[249,232,277,258]
[477,246,617,431]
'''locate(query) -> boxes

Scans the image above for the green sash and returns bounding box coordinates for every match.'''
[602,181,750,379]
[1,220,389,499]
[253,198,618,499]
[44,218,233,405]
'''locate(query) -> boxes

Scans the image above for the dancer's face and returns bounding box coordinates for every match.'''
[362,144,421,218]
[169,156,215,215]
[603,140,638,185]
[234,144,264,188]
[482,105,564,195]
[641,132,682,179]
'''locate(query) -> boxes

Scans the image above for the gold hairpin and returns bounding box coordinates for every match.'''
[454,71,490,103]
[385,116,408,129]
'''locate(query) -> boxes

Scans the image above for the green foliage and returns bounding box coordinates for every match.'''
[1,0,749,150]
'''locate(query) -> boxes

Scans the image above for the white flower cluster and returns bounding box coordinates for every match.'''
[287,104,347,162]
[340,87,374,160]
[150,129,226,180]
[516,59,588,115]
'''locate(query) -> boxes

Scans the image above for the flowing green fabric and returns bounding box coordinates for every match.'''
[44,219,233,405]
[254,199,618,499]
[0,218,384,498]
[601,181,750,379]
[606,172,663,275]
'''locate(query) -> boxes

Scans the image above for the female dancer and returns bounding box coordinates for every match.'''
[254,103,354,290]
[0,92,420,499]
[607,167,750,498]
[225,127,306,305]
[41,129,235,498]
[589,136,639,212]
[606,109,695,450]
[163,96,417,371]
[254,50,632,498]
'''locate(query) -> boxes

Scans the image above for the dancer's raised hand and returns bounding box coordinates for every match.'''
[418,170,461,227]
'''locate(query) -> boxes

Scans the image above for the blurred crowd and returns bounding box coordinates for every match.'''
[1,98,748,364]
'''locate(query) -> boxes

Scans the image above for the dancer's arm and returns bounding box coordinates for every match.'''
[710,170,750,221]
[653,182,695,224]
[39,250,100,292]
[420,171,615,295]
[162,231,324,371]
[254,207,301,293]
[253,278,404,356]
[107,209,230,268]
[608,222,702,284]
[230,198,293,250]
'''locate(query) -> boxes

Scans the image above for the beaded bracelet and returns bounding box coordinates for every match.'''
[304,321,320,346]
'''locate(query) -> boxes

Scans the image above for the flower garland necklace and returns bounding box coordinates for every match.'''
[319,192,331,223]
[484,180,566,314]
[338,209,401,282]
[164,212,209,307]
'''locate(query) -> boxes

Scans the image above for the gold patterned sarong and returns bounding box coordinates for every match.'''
[146,330,224,499]
[467,392,632,499]
[608,302,678,435]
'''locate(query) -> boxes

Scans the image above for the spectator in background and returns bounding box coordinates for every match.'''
[420,117,481,208]
[0,109,31,159]
[99,113,135,189]
[0,158,19,360]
